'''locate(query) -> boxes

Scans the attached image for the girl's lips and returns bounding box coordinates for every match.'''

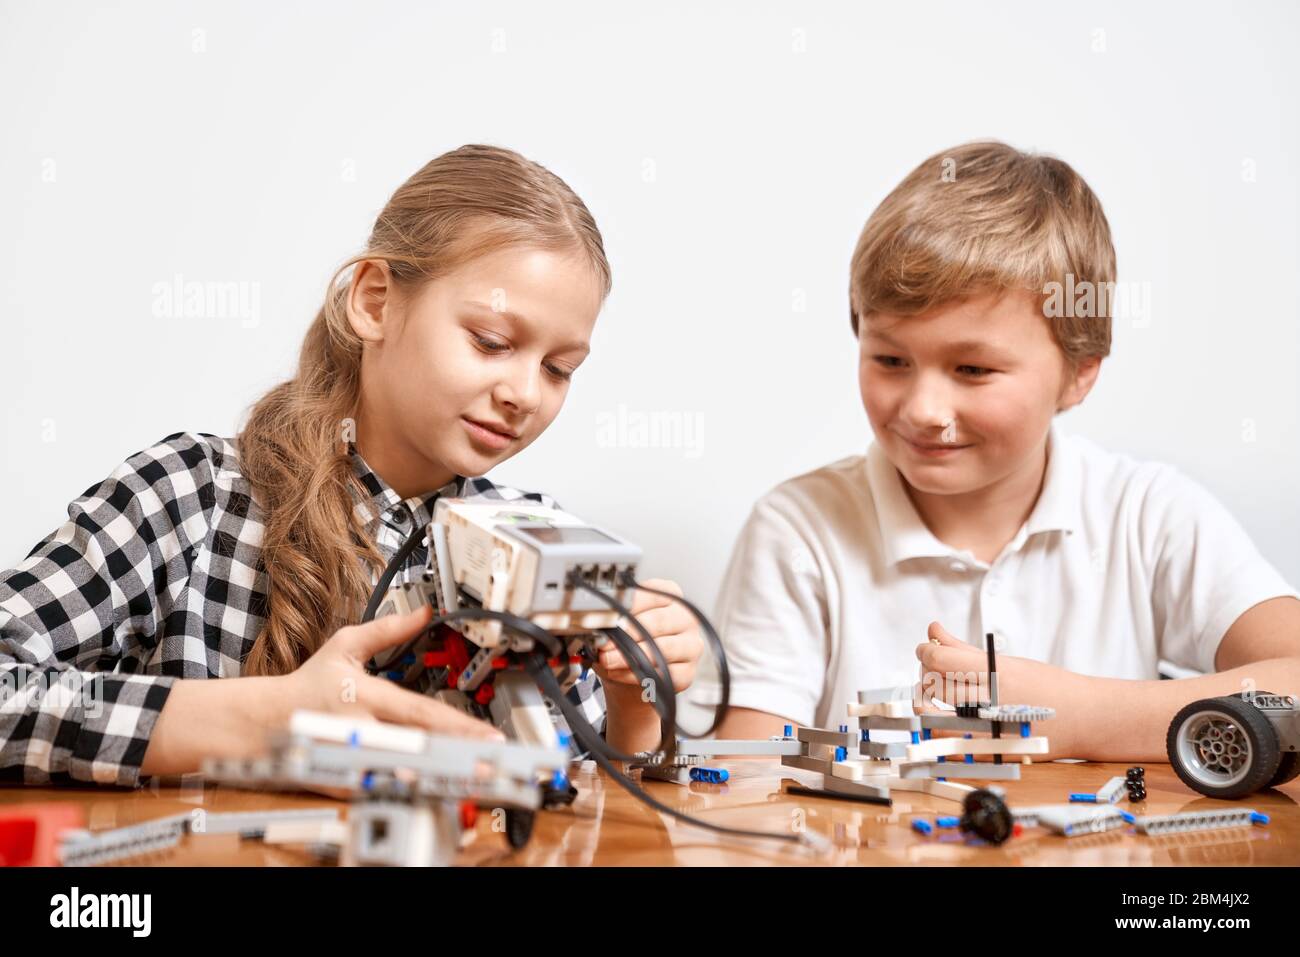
[462,417,515,451]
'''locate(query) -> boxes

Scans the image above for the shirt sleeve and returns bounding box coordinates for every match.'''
[1143,464,1300,675]
[691,493,831,728]
[0,435,215,786]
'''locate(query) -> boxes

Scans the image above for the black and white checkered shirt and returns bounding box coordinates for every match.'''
[0,432,606,786]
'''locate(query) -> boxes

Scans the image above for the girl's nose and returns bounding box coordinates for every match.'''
[494,360,541,416]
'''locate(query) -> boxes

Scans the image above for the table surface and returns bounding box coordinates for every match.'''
[4,758,1297,866]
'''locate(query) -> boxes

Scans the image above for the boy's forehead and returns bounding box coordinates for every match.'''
[865,291,1044,344]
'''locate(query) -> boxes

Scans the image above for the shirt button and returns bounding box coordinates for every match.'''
[391,505,410,525]
[949,560,967,573]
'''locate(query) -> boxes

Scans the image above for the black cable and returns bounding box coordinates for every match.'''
[569,575,676,756]
[522,653,643,764]
[593,625,676,755]
[619,572,731,739]
[362,522,426,623]
[527,653,810,848]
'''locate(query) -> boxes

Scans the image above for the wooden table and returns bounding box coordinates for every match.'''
[4,758,1298,865]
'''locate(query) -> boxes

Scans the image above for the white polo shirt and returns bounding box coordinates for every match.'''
[692,423,1299,729]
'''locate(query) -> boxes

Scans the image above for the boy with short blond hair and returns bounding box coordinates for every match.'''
[702,141,1300,762]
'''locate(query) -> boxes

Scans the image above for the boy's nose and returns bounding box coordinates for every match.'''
[897,376,957,434]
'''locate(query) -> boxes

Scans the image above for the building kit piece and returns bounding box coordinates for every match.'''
[895,760,1022,781]
[51,807,345,866]
[1096,776,1127,804]
[1132,808,1269,836]
[904,735,1048,761]
[630,633,1055,815]
[261,819,351,847]
[342,795,465,867]
[59,814,190,866]
[0,803,86,867]
[200,807,342,837]
[1126,766,1147,803]
[1167,692,1300,799]
[203,709,569,864]
[1031,804,1127,837]
[675,738,804,757]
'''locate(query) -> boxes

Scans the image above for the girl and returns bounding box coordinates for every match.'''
[0,144,703,787]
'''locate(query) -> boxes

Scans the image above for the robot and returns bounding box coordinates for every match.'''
[360,499,817,852]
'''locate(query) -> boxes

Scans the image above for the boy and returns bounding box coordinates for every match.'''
[699,141,1300,762]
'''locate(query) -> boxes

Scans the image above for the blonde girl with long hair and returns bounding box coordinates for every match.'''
[0,145,702,786]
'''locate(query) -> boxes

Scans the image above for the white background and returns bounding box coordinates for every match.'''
[3,0,1297,620]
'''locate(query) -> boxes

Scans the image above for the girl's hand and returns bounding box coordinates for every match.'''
[914,621,1084,760]
[595,579,703,696]
[276,603,505,741]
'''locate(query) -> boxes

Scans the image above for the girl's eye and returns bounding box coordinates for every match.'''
[471,333,509,353]
[957,365,995,377]
[545,363,574,382]
[872,355,905,369]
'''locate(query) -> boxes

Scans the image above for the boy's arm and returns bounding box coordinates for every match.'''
[712,706,797,739]
[1073,596,1300,763]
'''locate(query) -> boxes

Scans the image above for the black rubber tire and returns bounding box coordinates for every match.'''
[1166,695,1281,799]
[960,788,1013,845]
[505,808,535,849]
[1268,751,1300,788]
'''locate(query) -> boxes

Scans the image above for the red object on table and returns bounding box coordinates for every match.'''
[0,803,86,867]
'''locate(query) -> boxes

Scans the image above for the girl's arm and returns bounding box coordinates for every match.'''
[0,438,201,785]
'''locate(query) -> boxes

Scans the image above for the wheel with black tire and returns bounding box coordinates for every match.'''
[505,808,535,849]
[1268,751,1300,788]
[1167,695,1281,799]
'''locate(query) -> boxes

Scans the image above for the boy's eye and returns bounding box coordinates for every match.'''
[957,365,995,377]
[872,355,905,369]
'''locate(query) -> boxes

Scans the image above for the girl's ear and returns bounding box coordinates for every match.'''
[1057,355,1102,413]
[346,259,397,344]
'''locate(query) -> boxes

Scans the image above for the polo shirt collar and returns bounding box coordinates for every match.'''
[865,421,1081,567]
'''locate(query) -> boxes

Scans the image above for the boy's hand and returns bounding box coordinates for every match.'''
[914,621,1085,760]
[595,578,703,694]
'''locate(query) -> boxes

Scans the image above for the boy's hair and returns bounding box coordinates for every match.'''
[848,141,1115,369]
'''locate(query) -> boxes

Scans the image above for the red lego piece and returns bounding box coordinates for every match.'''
[459,801,478,830]
[0,803,85,867]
